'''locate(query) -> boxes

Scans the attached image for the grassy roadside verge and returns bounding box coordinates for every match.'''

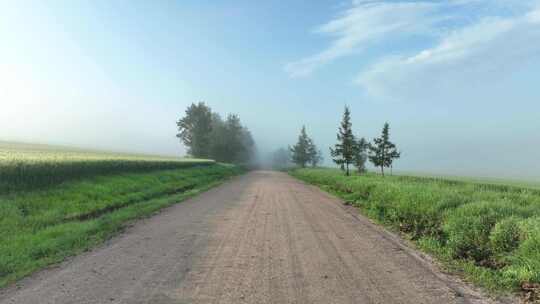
[0,164,243,288]
[290,168,540,298]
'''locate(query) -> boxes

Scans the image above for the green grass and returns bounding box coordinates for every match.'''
[0,141,214,193]
[290,168,540,294]
[0,142,243,287]
[395,170,540,190]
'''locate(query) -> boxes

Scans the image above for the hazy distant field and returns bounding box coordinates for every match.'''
[0,141,214,193]
[0,141,240,287]
[395,170,540,190]
[291,168,540,293]
[0,141,207,163]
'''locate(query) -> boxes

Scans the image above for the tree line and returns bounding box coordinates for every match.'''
[287,106,400,176]
[177,102,398,175]
[176,102,255,164]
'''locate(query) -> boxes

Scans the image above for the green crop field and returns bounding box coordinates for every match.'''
[0,141,214,193]
[291,168,540,293]
[0,141,242,287]
[394,170,540,190]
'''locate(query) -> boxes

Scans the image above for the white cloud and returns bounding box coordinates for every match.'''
[287,0,540,101]
[357,6,540,99]
[284,1,444,77]
[527,7,540,22]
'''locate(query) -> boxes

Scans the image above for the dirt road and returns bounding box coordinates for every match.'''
[0,171,503,304]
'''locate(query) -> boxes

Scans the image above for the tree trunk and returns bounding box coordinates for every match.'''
[346,163,350,176]
[380,166,384,177]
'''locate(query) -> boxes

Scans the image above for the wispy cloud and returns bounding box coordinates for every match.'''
[357,4,540,99]
[286,0,540,97]
[285,1,443,77]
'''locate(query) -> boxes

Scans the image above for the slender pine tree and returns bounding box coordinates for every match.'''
[368,122,400,176]
[330,106,357,176]
[290,126,311,168]
[307,138,323,167]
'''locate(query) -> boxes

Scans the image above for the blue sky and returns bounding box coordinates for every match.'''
[1,0,540,178]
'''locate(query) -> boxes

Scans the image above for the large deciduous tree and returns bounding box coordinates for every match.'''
[176,102,213,158]
[330,106,357,176]
[368,122,400,176]
[223,114,245,163]
[209,114,255,163]
[177,103,255,164]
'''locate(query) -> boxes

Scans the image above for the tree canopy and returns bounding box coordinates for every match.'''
[307,138,323,168]
[177,102,255,164]
[330,106,356,176]
[290,126,311,168]
[368,122,400,176]
[176,102,213,158]
[354,137,369,174]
